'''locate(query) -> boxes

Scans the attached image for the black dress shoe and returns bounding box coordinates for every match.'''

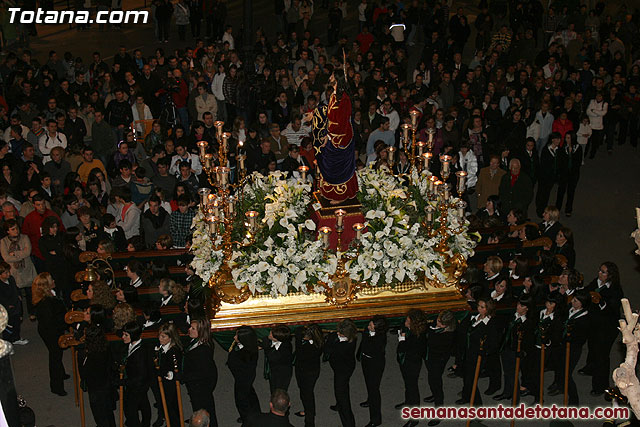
[484,387,500,395]
[152,417,165,427]
[548,388,562,396]
[330,404,339,411]
[493,393,511,401]
[578,368,593,376]
[547,383,559,391]
[237,417,242,423]
[294,411,305,417]
[591,389,605,396]
[423,395,435,403]
[63,374,71,380]
[455,398,468,405]
[394,402,406,409]
[364,423,381,427]
[52,389,67,396]
[360,401,369,408]
[402,421,419,427]
[428,420,441,426]
[519,389,532,397]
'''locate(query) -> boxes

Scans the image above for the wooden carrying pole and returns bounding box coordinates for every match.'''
[466,338,485,427]
[564,338,571,407]
[155,356,171,427]
[510,331,523,427]
[119,367,125,427]
[72,346,79,406]
[539,343,545,405]
[77,363,85,427]
[173,354,185,427]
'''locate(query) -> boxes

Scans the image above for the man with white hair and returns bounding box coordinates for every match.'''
[190,409,210,427]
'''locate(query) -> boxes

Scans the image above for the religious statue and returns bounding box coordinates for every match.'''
[304,65,358,204]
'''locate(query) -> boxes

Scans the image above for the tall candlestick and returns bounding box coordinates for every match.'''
[222,133,231,154]
[442,183,450,201]
[335,209,346,228]
[204,153,213,170]
[427,128,435,146]
[214,121,224,139]
[401,124,410,149]
[218,166,230,185]
[440,155,451,179]
[422,152,432,171]
[237,155,246,171]
[428,175,438,193]
[245,211,258,231]
[197,140,208,159]
[206,215,217,235]
[212,200,220,219]
[636,207,640,229]
[319,226,332,249]
[298,165,309,181]
[410,110,419,129]
[227,197,235,215]
[426,205,434,223]
[417,141,425,155]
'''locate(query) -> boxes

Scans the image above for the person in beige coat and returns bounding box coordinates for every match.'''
[475,155,506,207]
[194,82,218,121]
[0,219,37,320]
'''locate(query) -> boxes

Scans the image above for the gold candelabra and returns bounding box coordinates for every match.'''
[196,121,260,306]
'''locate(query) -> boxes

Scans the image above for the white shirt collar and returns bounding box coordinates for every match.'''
[369,330,376,337]
[161,342,171,353]
[487,272,499,281]
[271,340,282,350]
[568,307,588,319]
[515,313,527,322]
[472,315,490,327]
[490,290,504,301]
[338,335,348,342]
[128,339,142,355]
[236,342,244,350]
[597,279,610,289]
[131,277,142,288]
[161,294,172,306]
[540,310,554,320]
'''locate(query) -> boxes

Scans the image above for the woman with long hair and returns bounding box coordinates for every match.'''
[158,278,187,307]
[558,130,583,217]
[121,321,151,427]
[184,318,218,426]
[32,272,68,395]
[88,167,112,196]
[294,323,323,427]
[156,322,184,427]
[325,318,358,427]
[396,309,427,427]
[227,325,261,424]
[39,216,68,302]
[262,324,294,393]
[359,315,388,427]
[553,227,576,269]
[425,310,457,426]
[79,325,116,427]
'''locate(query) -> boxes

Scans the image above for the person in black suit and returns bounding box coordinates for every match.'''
[518,138,540,184]
[552,290,591,406]
[245,389,295,427]
[79,325,116,427]
[324,319,357,427]
[228,325,261,424]
[539,206,562,241]
[184,318,218,427]
[494,295,535,401]
[556,131,583,216]
[32,272,68,396]
[0,263,24,344]
[535,132,567,217]
[529,291,564,403]
[583,262,623,395]
[155,322,184,427]
[293,324,323,427]
[121,321,152,427]
[38,216,70,304]
[457,298,500,406]
[263,324,294,393]
[424,310,456,426]
[553,227,576,269]
[489,274,515,306]
[396,309,427,427]
[358,315,388,427]
[280,145,311,179]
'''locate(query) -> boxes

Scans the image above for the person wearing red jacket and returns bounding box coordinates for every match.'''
[552,111,574,146]
[21,194,64,271]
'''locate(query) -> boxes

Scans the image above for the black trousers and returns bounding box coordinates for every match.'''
[124,387,151,427]
[88,388,116,427]
[42,336,65,393]
[562,345,583,406]
[158,19,170,41]
[400,359,421,405]
[591,325,618,392]
[234,378,260,423]
[562,173,580,214]
[527,347,543,402]
[426,355,448,406]
[295,367,320,427]
[485,353,501,392]
[536,180,557,217]
[362,357,384,424]
[500,348,517,398]
[190,17,201,37]
[177,24,187,41]
[161,378,180,427]
[589,129,605,158]
[333,369,355,427]
[269,366,293,394]
[462,353,482,406]
[149,377,163,419]
[187,382,217,427]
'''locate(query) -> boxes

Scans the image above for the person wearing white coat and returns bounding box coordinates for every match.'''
[211,66,226,121]
[458,144,478,188]
[586,93,608,159]
[131,96,153,136]
[535,103,554,154]
[194,83,218,121]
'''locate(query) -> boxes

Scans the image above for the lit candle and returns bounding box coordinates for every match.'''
[387,146,395,165]
[427,128,435,144]
[298,165,309,181]
[214,121,224,139]
[198,188,211,208]
[222,133,231,154]
[428,175,437,193]
[457,200,466,218]
[422,152,432,170]
[206,215,217,235]
[440,154,451,178]
[401,124,410,148]
[197,140,208,159]
[353,223,364,240]
[319,226,332,249]
[433,180,442,196]
[335,209,346,228]
[426,205,434,222]
[237,155,246,171]
[417,141,425,155]
[245,211,258,231]
[636,207,640,229]
[410,110,419,129]
[227,197,235,215]
[207,194,216,205]
[219,166,230,185]
[442,183,450,200]
[212,200,220,219]
[456,171,468,195]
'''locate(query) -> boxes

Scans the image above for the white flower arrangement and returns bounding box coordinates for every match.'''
[190,166,478,298]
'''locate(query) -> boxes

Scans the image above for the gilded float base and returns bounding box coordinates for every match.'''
[209,279,468,330]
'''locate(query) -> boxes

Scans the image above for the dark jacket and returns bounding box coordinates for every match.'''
[35,295,66,343]
[499,172,534,214]
[183,340,217,387]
